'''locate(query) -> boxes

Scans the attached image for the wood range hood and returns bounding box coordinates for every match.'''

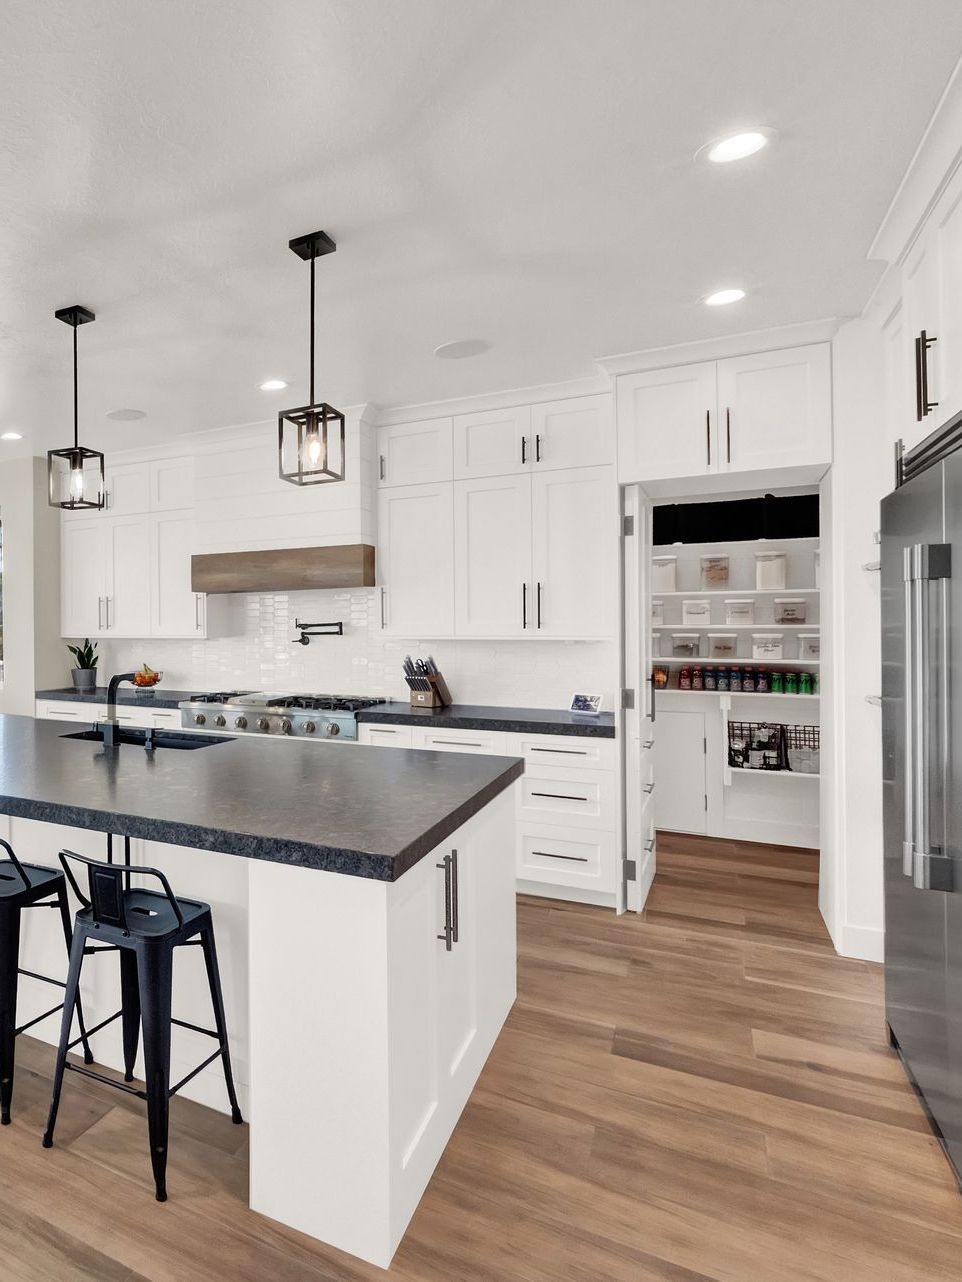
[191,544,375,595]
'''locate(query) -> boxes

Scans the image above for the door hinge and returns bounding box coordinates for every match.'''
[622,514,634,536]
[624,860,637,882]
[622,688,635,709]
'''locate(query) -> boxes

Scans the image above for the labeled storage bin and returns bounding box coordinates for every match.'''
[682,598,711,626]
[708,632,737,659]
[755,551,787,590]
[752,632,784,661]
[774,597,807,624]
[652,556,677,592]
[651,599,665,626]
[725,598,755,626]
[671,632,700,658]
[798,633,820,661]
[700,554,729,589]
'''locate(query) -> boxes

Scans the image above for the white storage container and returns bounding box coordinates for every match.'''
[671,632,700,658]
[708,632,737,659]
[774,597,807,624]
[755,552,787,591]
[651,599,665,626]
[752,632,784,660]
[725,598,755,625]
[681,598,711,627]
[652,556,677,592]
[799,633,820,661]
[700,554,729,589]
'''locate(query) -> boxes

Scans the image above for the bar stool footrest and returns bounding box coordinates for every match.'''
[65,1062,148,1100]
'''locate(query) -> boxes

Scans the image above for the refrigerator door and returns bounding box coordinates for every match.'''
[881,461,949,1122]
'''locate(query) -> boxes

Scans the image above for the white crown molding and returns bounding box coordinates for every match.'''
[868,54,962,267]
[372,376,608,428]
[594,318,841,378]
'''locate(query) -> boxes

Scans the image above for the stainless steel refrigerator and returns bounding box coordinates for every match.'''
[882,433,962,1186]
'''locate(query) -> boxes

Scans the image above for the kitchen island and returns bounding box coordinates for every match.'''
[1,713,522,1269]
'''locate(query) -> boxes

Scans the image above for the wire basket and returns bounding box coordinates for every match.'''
[727,721,819,774]
[784,723,820,774]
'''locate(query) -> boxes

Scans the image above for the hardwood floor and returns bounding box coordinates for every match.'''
[3,833,961,1281]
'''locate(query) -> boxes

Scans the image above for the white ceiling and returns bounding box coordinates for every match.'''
[2,0,961,455]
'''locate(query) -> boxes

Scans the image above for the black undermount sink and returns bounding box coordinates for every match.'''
[61,727,230,751]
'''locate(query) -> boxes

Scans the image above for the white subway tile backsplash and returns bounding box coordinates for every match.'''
[98,589,617,709]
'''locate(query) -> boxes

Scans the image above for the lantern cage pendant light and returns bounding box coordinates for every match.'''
[47,305,104,510]
[277,229,345,486]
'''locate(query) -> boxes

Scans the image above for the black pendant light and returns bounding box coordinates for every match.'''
[277,230,345,486]
[48,305,105,510]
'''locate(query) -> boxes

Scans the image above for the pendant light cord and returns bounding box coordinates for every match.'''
[73,320,79,450]
[309,248,316,408]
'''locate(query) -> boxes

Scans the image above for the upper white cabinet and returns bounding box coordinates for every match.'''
[377,418,453,487]
[716,345,832,472]
[453,406,532,479]
[151,512,205,637]
[530,466,616,638]
[61,519,108,638]
[103,463,150,516]
[616,362,717,482]
[453,474,533,637]
[62,515,151,639]
[377,483,455,637]
[149,457,195,511]
[617,344,832,484]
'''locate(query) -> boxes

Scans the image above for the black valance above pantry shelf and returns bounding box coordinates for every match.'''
[653,493,819,546]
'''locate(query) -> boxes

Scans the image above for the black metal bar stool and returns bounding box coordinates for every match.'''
[0,838,93,1125]
[43,849,243,1201]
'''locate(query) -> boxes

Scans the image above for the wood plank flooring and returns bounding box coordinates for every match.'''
[2,833,960,1281]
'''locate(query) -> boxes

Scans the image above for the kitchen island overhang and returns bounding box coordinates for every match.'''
[2,713,522,1268]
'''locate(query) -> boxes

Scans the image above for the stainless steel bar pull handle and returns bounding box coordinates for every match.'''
[903,545,916,876]
[450,848,459,944]
[437,854,453,951]
[705,411,711,467]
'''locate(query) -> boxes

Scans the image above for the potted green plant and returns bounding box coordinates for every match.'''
[66,638,99,692]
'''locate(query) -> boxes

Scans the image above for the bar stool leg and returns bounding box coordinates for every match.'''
[0,905,21,1125]
[119,952,141,1083]
[137,944,173,1202]
[55,884,94,1066]
[42,924,87,1147]
[201,925,243,1125]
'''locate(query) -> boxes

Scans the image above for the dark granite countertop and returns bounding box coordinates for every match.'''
[357,702,616,738]
[37,687,199,710]
[0,714,522,881]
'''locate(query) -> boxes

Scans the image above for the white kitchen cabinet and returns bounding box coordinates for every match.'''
[453,474,532,637]
[151,511,205,637]
[377,418,453,487]
[716,344,832,473]
[103,462,150,516]
[149,456,195,510]
[61,518,107,638]
[529,395,614,470]
[517,825,617,894]
[518,763,616,831]
[358,724,415,749]
[413,726,508,755]
[653,709,707,833]
[377,483,454,637]
[34,700,183,730]
[452,406,531,479]
[105,516,151,636]
[530,466,615,638]
[935,179,962,426]
[617,344,832,483]
[616,361,717,482]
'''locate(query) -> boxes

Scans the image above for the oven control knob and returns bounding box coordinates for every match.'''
[214,714,227,727]
[257,717,270,732]
[234,716,248,729]
[280,718,293,734]
[327,722,340,736]
[193,713,206,725]
[304,721,317,734]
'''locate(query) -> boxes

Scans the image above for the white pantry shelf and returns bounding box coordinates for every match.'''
[653,535,820,552]
[727,766,820,781]
[652,624,819,632]
[652,588,819,597]
[658,689,819,702]
[655,657,820,667]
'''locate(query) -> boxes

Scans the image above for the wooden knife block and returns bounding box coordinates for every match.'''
[409,673,452,710]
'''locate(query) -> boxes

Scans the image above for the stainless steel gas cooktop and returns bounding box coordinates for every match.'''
[178,692,385,739]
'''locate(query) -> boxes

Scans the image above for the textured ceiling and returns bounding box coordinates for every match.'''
[1,0,961,454]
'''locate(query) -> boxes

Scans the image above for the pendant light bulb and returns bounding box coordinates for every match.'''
[305,431,322,466]
[70,464,84,497]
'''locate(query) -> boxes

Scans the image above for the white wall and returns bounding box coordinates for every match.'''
[94,586,617,708]
[0,457,63,714]
[823,318,889,961]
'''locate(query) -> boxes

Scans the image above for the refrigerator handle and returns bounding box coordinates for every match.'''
[903,546,917,876]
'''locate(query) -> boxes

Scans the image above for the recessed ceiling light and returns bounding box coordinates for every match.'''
[433,340,490,360]
[704,288,746,307]
[1,431,22,441]
[106,408,146,421]
[259,379,288,391]
[700,128,775,164]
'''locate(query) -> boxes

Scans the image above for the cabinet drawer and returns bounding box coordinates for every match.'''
[515,733,615,771]
[147,708,184,729]
[35,701,95,722]
[359,724,415,748]
[414,727,508,755]
[517,825,617,892]
[519,766,616,830]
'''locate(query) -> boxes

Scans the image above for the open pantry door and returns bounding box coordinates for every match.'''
[622,484,656,912]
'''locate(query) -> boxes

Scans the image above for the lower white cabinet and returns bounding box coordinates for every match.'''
[35,700,183,730]
[358,723,620,903]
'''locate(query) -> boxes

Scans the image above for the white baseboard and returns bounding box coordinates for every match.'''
[516,880,617,910]
[835,922,884,963]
